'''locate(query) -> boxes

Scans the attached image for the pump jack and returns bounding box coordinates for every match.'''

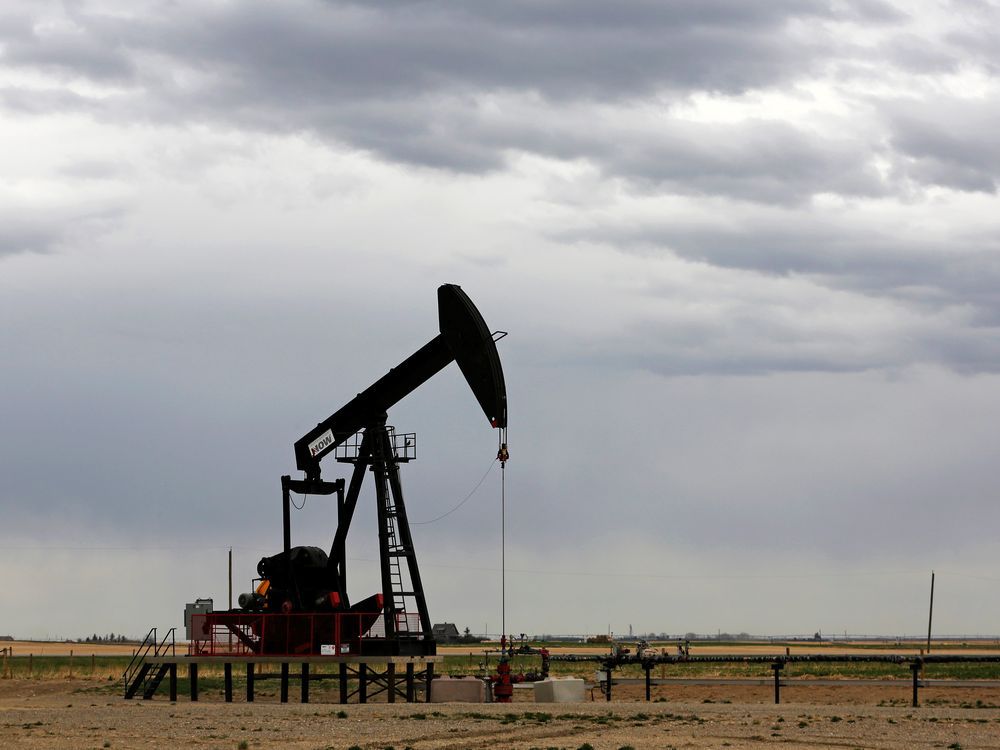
[236,284,507,656]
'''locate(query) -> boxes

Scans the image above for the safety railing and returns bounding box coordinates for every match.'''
[334,428,416,462]
[189,612,388,656]
[155,627,176,657]
[122,627,157,694]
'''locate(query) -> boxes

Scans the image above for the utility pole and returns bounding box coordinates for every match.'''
[926,570,935,654]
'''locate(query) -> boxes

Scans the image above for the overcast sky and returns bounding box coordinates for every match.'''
[3,0,1000,641]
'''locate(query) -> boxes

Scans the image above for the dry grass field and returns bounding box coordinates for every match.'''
[1,641,144,657]
[3,641,1000,748]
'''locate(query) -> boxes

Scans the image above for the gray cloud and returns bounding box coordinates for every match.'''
[108,1,859,99]
[0,216,64,256]
[0,12,134,82]
[549,209,1000,374]
[0,0,911,203]
[5,0,1000,639]
[888,99,1000,194]
[0,207,115,257]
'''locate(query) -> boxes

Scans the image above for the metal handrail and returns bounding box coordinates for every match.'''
[155,627,176,658]
[189,611,392,656]
[122,627,156,694]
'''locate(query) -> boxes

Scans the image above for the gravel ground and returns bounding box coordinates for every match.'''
[3,678,1000,749]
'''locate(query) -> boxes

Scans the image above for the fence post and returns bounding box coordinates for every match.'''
[772,662,783,704]
[28,654,33,679]
[911,661,921,708]
[91,653,96,676]
[68,649,73,679]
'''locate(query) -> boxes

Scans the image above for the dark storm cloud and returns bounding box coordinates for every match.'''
[601,121,886,204]
[109,0,862,99]
[0,85,99,116]
[559,213,1000,302]
[303,103,885,203]
[0,16,134,82]
[553,213,1000,373]
[0,0,906,202]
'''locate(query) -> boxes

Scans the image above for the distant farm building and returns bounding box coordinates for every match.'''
[432,623,461,643]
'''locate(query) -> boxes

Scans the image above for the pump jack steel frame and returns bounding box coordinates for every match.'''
[239,284,507,658]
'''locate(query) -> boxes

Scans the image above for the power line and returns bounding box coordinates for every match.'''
[409,458,498,525]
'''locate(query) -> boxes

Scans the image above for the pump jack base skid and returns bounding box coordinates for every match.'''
[126,654,441,704]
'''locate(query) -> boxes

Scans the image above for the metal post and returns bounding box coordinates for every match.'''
[339,663,348,704]
[425,663,434,703]
[359,663,367,703]
[911,661,921,707]
[246,663,255,702]
[280,663,289,703]
[772,662,782,705]
[406,663,415,702]
[301,663,310,703]
[189,663,198,702]
[281,475,293,603]
[387,663,396,703]
[224,663,232,702]
[169,665,177,702]
[927,571,935,654]
[605,666,612,702]
[228,547,233,611]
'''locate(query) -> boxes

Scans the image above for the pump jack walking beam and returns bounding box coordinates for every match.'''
[294,285,506,481]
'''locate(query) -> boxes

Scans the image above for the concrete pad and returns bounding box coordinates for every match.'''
[534,678,586,703]
[430,676,486,703]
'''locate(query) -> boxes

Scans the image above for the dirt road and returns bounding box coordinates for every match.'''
[3,678,1000,749]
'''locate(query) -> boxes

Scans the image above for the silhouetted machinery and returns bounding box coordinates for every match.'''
[236,284,507,656]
